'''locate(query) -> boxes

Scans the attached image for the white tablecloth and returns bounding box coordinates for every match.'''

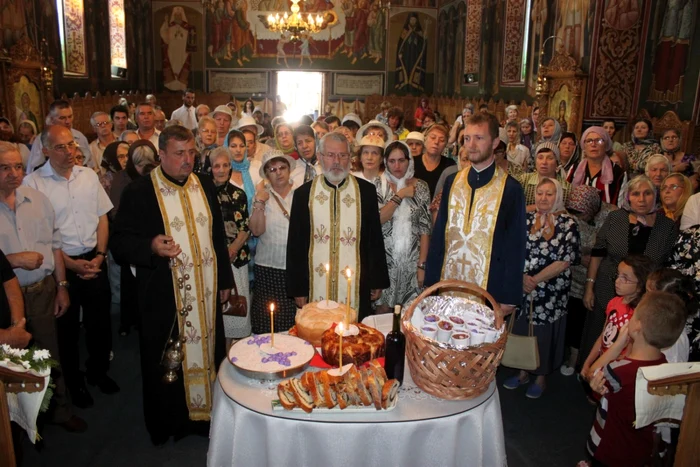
[208,315,507,467]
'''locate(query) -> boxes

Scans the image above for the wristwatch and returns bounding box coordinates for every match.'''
[57,280,70,289]
[417,262,426,270]
[96,251,107,258]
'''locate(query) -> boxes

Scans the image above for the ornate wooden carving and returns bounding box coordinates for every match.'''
[536,51,588,137]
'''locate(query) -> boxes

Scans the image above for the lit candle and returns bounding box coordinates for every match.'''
[337,322,344,369]
[269,302,275,348]
[345,268,352,328]
[325,263,331,305]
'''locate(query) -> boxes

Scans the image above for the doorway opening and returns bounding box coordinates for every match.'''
[276,71,324,122]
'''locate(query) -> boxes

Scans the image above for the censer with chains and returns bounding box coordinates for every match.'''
[161,258,194,384]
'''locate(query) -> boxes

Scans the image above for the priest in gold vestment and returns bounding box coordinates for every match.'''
[426,113,526,311]
[111,126,233,445]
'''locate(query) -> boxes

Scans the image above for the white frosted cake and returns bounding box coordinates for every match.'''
[228,334,315,376]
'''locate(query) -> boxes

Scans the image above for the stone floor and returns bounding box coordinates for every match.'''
[18,310,595,466]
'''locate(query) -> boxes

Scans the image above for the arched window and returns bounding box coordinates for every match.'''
[55,0,87,76]
[108,0,127,76]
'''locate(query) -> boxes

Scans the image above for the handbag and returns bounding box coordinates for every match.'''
[224,272,247,318]
[501,296,540,371]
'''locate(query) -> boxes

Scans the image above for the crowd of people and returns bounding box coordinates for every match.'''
[1,89,699,465]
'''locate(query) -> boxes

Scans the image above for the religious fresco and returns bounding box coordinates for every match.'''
[0,0,37,50]
[204,0,387,71]
[13,75,42,131]
[153,3,205,92]
[635,0,700,121]
[387,9,436,96]
[549,83,571,132]
[436,1,464,96]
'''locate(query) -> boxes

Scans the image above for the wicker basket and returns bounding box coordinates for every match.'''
[402,279,507,400]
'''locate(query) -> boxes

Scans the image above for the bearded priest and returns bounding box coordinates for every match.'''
[286,132,389,321]
[110,125,233,446]
[426,113,526,315]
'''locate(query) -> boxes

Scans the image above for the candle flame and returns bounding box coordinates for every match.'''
[325,263,330,273]
[345,267,351,279]
[269,303,275,312]
[337,322,344,332]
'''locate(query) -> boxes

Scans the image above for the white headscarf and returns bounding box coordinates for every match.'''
[384,141,414,258]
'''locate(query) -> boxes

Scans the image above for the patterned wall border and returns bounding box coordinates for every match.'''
[463,0,483,78]
[501,0,527,85]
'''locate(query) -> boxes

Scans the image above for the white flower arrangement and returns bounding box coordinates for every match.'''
[0,345,57,375]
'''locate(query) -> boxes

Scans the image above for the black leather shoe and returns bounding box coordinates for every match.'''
[57,415,88,433]
[86,373,120,394]
[70,383,94,409]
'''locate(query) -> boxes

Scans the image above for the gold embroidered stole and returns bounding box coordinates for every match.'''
[308,175,361,308]
[441,166,508,300]
[151,167,217,421]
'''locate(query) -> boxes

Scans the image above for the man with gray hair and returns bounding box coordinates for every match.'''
[286,132,389,321]
[26,100,92,172]
[89,111,117,168]
[146,94,158,109]
[135,102,160,147]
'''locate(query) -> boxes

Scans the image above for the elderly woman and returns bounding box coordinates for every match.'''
[528,117,561,171]
[503,178,579,398]
[98,141,129,195]
[119,130,140,145]
[249,150,297,333]
[661,129,696,177]
[405,131,424,158]
[356,119,393,143]
[503,104,519,126]
[558,132,581,177]
[567,126,627,206]
[274,122,296,157]
[660,173,693,225]
[645,154,672,191]
[560,185,617,375]
[110,140,158,335]
[17,120,37,148]
[519,142,571,212]
[578,175,678,369]
[505,121,529,170]
[375,141,431,313]
[210,147,251,338]
[520,118,535,150]
[623,118,662,174]
[193,116,218,175]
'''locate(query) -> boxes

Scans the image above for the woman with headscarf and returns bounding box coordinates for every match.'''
[273,122,297,159]
[519,142,571,212]
[99,141,129,195]
[249,150,297,334]
[503,177,580,398]
[227,129,262,214]
[558,132,580,177]
[520,118,535,150]
[374,140,431,313]
[578,175,678,371]
[660,173,693,226]
[528,117,561,171]
[567,126,627,206]
[560,185,617,376]
[661,129,696,177]
[109,140,158,336]
[623,117,662,174]
[210,146,251,339]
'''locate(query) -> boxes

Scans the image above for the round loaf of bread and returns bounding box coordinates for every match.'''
[295,301,358,347]
[321,323,385,367]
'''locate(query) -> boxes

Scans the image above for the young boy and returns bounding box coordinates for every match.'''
[585,291,686,467]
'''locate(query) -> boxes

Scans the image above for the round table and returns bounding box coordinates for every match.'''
[207,316,507,467]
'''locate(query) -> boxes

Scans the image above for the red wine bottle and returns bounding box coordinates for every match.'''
[384,305,405,385]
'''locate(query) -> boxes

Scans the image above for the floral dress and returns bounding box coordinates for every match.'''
[513,212,580,375]
[216,181,251,338]
[669,226,700,361]
[376,179,432,308]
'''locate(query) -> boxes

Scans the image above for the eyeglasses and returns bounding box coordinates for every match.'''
[661,183,682,192]
[584,138,605,145]
[662,135,679,141]
[50,141,79,152]
[93,121,111,128]
[321,152,350,161]
[265,165,289,174]
[614,273,638,284]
